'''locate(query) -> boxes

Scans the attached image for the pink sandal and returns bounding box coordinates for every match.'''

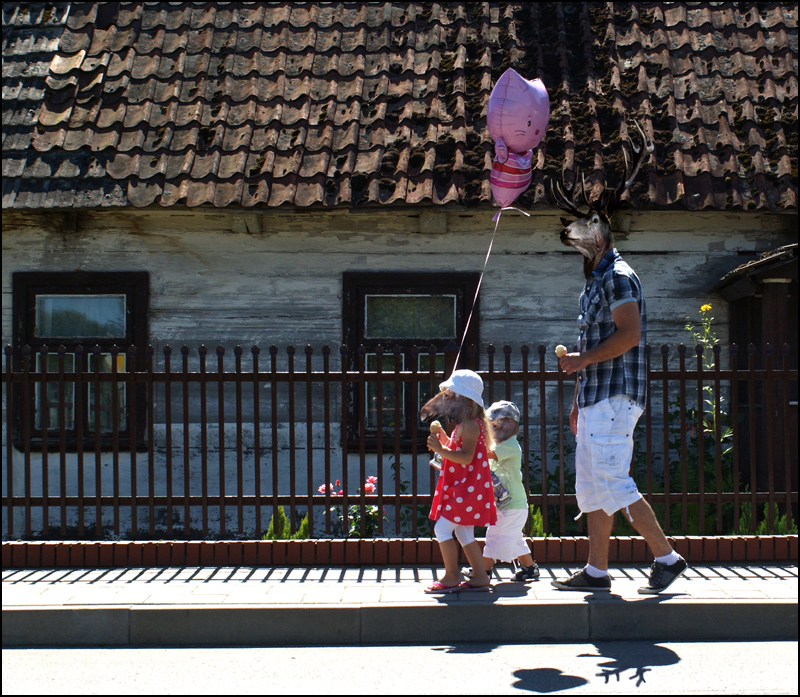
[458,581,491,592]
[424,581,461,594]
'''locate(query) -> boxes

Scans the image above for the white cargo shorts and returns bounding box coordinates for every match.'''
[576,394,643,518]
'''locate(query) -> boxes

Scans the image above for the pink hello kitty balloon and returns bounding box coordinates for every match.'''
[487,68,550,210]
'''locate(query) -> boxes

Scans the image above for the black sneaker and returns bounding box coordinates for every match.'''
[512,563,540,582]
[638,554,688,594]
[551,569,611,592]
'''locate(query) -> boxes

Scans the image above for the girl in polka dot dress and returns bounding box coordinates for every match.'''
[422,370,497,593]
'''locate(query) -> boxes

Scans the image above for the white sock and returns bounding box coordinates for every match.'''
[584,564,608,578]
[655,551,680,566]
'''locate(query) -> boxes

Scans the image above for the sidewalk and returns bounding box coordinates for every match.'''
[3,563,797,646]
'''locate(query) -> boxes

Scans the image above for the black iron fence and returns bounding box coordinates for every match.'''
[2,342,797,540]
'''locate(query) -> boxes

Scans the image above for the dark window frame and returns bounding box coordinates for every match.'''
[342,271,480,450]
[12,271,149,451]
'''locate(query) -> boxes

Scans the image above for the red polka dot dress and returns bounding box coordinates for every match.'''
[429,418,497,527]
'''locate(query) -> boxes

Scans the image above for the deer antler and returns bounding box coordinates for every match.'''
[549,167,585,218]
[550,120,654,220]
[617,120,654,200]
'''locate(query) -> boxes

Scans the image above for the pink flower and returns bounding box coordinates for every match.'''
[335,479,340,487]
[364,482,376,494]
[337,490,343,496]
[318,483,328,494]
[366,476,378,485]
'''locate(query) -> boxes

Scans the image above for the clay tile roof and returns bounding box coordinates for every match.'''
[3,2,797,211]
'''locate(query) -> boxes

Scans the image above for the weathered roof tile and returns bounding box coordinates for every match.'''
[4,2,797,211]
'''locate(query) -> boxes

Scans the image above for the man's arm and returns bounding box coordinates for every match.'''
[559,301,641,376]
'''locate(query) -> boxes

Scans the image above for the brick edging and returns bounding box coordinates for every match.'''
[2,536,797,569]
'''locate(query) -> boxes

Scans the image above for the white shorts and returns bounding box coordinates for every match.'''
[434,517,476,545]
[576,395,643,518]
[482,508,530,562]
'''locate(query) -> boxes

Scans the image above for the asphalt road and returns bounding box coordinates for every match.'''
[2,641,797,695]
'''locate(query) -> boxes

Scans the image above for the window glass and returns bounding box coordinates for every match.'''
[36,295,126,338]
[365,295,456,339]
[87,353,127,433]
[366,354,405,430]
[35,353,75,430]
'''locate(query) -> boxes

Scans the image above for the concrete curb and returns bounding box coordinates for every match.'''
[3,599,796,647]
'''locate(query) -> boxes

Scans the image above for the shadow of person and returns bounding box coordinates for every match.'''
[488,581,531,597]
[432,643,501,654]
[512,668,588,693]
[580,641,681,687]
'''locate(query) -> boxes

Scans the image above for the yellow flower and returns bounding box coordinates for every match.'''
[700,304,712,312]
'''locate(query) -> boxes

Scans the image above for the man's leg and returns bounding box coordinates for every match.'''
[626,497,672,558]
[586,509,615,571]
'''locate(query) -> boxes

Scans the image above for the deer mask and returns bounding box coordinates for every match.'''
[549,120,654,278]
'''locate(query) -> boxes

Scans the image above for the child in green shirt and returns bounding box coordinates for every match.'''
[468,400,539,581]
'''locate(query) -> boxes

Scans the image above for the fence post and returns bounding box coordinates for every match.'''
[181,345,191,538]
[252,345,261,537]
[443,340,459,379]
[146,345,156,538]
[5,345,14,539]
[730,343,740,531]
[198,345,208,537]
[127,345,138,539]
[235,345,244,536]
[661,345,670,533]
[216,345,226,538]
[305,345,314,537]
[782,343,793,527]
[163,345,173,538]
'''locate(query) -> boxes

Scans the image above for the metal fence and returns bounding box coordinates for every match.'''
[2,342,797,540]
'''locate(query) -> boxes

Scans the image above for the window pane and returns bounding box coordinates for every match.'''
[365,295,456,339]
[366,354,405,431]
[35,354,75,430]
[88,353,127,433]
[36,295,126,338]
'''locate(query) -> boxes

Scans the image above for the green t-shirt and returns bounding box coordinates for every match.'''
[490,437,527,510]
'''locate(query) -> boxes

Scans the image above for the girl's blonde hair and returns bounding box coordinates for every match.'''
[466,400,495,452]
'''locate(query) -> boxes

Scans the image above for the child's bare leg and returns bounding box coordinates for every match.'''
[437,538,461,586]
[483,556,494,571]
[461,541,490,586]
[517,553,534,567]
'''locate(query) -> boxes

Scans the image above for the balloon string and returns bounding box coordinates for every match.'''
[452,206,531,374]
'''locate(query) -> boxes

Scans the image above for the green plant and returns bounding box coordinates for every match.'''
[528,505,550,538]
[633,304,742,535]
[738,501,797,535]
[321,477,387,538]
[262,506,309,540]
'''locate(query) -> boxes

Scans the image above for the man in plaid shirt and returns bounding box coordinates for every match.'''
[554,247,688,595]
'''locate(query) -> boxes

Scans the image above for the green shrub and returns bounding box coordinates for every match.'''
[262,506,309,540]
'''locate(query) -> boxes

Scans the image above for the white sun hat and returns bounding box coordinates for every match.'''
[439,369,484,406]
[486,400,520,422]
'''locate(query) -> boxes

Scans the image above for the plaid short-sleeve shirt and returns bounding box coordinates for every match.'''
[576,249,648,409]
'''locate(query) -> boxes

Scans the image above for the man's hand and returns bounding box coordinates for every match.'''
[569,402,579,435]
[559,301,641,375]
[559,352,588,375]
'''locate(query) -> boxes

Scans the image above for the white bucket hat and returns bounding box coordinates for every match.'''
[439,369,484,406]
[486,400,520,422]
